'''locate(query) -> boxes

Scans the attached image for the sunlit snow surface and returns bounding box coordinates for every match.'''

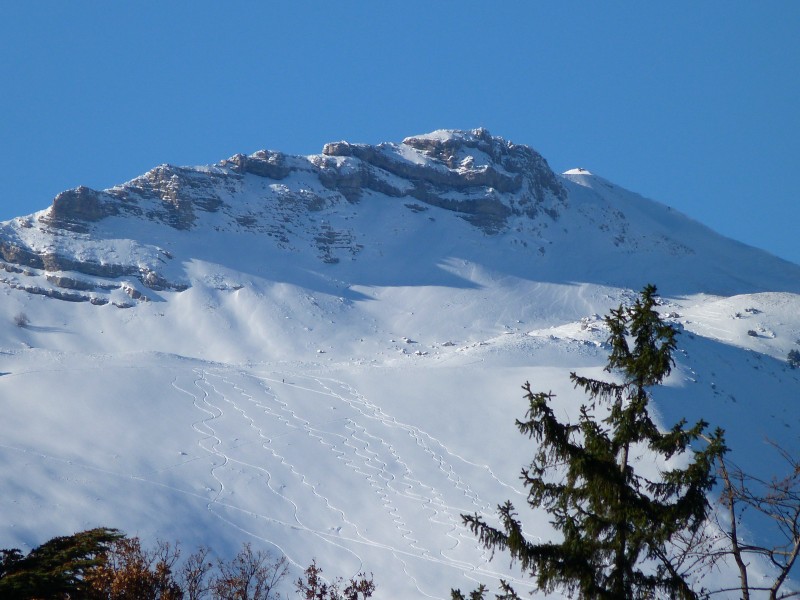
[1,156,799,597]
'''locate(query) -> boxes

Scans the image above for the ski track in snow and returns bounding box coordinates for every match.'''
[685,303,737,343]
[168,367,534,596]
[171,372,369,576]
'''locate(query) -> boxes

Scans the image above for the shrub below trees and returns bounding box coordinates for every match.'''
[295,559,375,600]
[209,543,288,600]
[84,535,183,600]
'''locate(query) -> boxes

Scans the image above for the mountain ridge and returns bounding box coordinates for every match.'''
[1,129,798,309]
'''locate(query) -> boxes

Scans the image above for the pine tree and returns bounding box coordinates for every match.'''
[458,285,726,599]
[0,527,123,599]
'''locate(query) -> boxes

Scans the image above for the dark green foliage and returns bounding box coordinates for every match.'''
[788,349,800,369]
[0,527,123,599]
[451,583,488,600]
[451,581,520,600]
[459,285,726,599]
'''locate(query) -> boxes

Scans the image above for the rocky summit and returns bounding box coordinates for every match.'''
[2,128,800,310]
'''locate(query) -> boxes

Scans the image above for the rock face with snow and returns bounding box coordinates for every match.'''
[44,128,565,235]
[318,129,566,228]
[0,129,573,304]
[2,128,800,308]
[1,130,799,598]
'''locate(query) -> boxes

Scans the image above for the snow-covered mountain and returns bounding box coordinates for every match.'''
[1,129,798,597]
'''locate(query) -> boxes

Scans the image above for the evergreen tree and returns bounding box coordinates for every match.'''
[0,527,123,599]
[458,285,726,599]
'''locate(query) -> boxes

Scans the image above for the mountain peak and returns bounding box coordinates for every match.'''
[1,129,798,311]
[402,127,524,168]
[319,128,566,225]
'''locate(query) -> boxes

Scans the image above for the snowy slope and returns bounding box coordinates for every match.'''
[0,129,798,597]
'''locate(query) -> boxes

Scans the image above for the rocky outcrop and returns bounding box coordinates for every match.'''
[221,150,293,180]
[43,187,120,231]
[140,269,187,292]
[41,164,230,234]
[1,279,99,303]
[120,165,226,230]
[45,274,96,291]
[0,238,183,294]
[322,139,523,194]
[319,129,566,231]
[0,242,130,280]
[0,240,47,270]
[314,223,363,264]
[402,128,565,204]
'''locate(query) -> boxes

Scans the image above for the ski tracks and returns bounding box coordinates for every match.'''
[173,368,530,597]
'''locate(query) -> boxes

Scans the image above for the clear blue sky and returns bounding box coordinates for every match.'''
[2,3,798,264]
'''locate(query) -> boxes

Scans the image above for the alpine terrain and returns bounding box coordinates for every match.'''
[1,129,798,597]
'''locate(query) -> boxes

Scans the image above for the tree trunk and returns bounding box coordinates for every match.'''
[718,455,750,600]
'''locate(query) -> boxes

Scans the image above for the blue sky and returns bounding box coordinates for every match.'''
[2,3,798,264]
